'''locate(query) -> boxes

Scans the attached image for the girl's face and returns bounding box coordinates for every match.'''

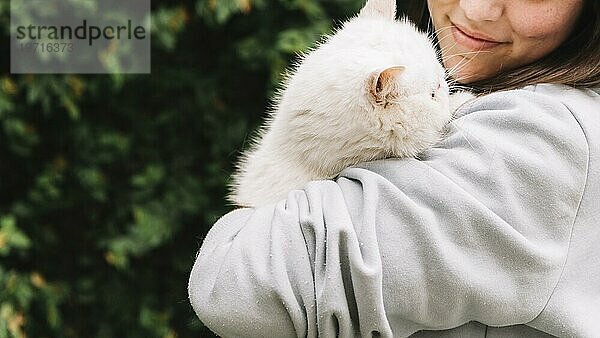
[428,0,584,83]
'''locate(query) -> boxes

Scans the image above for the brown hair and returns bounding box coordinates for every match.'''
[405,0,600,93]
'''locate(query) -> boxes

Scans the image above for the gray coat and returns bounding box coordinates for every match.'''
[189,84,600,337]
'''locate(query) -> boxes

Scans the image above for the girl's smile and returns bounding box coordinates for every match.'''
[428,0,584,83]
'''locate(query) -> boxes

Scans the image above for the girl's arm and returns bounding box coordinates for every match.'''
[188,87,588,337]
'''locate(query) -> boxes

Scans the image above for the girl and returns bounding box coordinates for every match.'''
[189,0,600,336]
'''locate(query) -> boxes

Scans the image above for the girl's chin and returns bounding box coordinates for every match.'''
[450,72,479,83]
[443,60,490,83]
[442,64,471,83]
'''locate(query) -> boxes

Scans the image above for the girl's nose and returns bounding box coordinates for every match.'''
[459,0,504,22]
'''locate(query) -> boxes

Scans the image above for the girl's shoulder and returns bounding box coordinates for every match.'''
[526,83,600,101]
[522,83,600,135]
[473,83,599,106]
[495,83,599,111]
[457,83,599,133]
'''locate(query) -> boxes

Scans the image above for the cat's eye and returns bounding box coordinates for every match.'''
[431,82,441,99]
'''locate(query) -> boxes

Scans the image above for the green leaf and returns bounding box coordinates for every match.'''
[0,215,31,256]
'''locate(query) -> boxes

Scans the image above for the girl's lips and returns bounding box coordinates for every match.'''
[451,24,504,51]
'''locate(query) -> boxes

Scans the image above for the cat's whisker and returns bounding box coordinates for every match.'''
[450,76,472,84]
[447,55,471,77]
[429,29,450,43]
[426,17,432,35]
[449,120,488,156]
[447,76,474,87]
[432,33,453,47]
[449,85,473,92]
[436,35,457,50]
[448,51,492,76]
[434,28,455,41]
[446,79,462,86]
[449,63,477,81]
[452,119,494,157]
[430,27,483,87]
[498,61,505,74]
[432,25,454,36]
[445,53,490,80]
[447,120,476,152]
[438,42,459,60]
[446,49,488,79]
[447,72,472,85]
[444,50,493,59]
[431,26,456,51]
[448,72,474,84]
[448,47,491,66]
[448,84,473,91]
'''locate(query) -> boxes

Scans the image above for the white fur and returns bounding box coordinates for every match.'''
[228,0,470,207]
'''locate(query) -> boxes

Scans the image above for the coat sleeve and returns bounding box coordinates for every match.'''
[188,88,589,338]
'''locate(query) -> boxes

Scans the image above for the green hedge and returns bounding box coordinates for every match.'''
[0,0,416,336]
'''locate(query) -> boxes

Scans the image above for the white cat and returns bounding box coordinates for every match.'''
[228,0,472,207]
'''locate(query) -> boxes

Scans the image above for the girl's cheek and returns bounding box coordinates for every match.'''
[508,2,582,40]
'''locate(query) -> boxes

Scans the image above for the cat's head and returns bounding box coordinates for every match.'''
[275,0,452,163]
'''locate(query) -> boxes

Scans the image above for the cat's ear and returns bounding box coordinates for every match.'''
[359,0,396,21]
[368,66,405,108]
